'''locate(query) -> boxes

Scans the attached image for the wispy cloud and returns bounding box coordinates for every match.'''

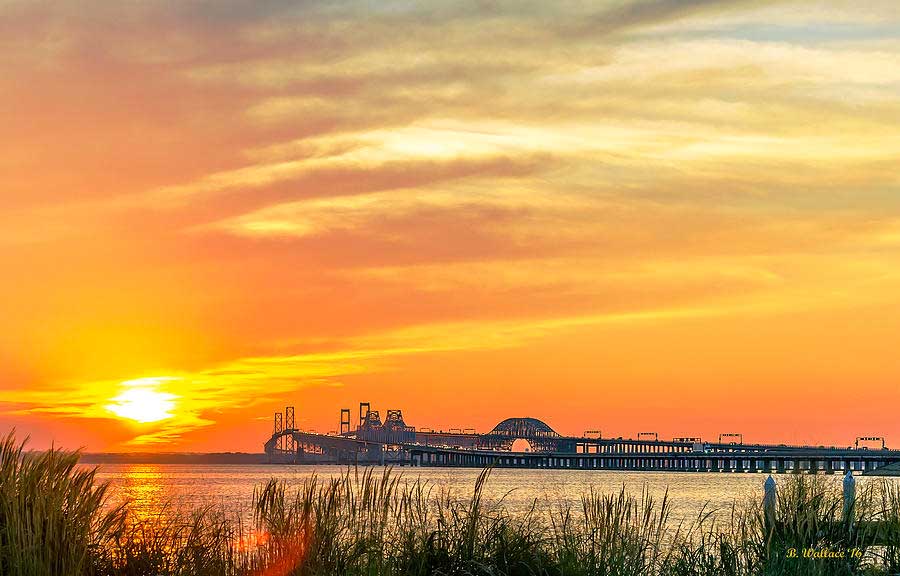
[3,0,900,448]
[0,297,745,445]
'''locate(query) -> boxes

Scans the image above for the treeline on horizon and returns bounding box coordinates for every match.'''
[1,431,900,576]
[78,452,269,465]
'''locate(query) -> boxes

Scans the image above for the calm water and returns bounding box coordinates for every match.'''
[91,464,883,524]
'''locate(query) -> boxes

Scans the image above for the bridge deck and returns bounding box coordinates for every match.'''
[406,445,900,475]
[266,430,900,475]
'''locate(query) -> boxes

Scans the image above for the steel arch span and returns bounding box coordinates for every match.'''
[479,417,572,452]
[488,417,560,439]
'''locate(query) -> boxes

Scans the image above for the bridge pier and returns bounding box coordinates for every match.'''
[415,449,875,474]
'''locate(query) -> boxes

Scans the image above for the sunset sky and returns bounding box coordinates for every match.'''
[2,0,899,452]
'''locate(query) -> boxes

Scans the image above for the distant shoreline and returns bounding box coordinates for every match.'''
[80,452,269,465]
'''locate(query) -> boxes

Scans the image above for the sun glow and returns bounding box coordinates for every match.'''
[106,378,178,423]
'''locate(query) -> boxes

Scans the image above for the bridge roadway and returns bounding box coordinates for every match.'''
[406,443,900,475]
[264,412,900,475]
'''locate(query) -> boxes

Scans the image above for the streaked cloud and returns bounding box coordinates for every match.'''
[2,0,900,448]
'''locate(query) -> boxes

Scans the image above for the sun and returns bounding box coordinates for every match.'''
[106,378,178,423]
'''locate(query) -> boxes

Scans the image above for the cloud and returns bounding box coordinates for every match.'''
[0,295,747,445]
[566,0,769,37]
[3,0,900,449]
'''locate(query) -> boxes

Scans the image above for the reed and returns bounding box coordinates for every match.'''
[1,430,899,576]
[0,431,125,575]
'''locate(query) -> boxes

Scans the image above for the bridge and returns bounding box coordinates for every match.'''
[264,403,900,475]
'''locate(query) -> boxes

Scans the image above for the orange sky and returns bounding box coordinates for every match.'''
[2,0,900,452]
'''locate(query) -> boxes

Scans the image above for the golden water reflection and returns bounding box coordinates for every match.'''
[91,464,900,529]
[102,465,170,523]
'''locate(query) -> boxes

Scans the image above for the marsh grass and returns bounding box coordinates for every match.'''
[1,430,899,576]
[0,432,125,575]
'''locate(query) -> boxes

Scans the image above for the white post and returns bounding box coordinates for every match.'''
[764,475,777,533]
[843,470,856,527]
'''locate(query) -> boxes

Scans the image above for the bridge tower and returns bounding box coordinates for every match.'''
[285,406,295,431]
[283,407,296,454]
[358,402,370,430]
[385,409,404,424]
[274,412,283,452]
[340,408,351,434]
[274,412,283,435]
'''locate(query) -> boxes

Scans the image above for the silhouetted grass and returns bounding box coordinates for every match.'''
[2,430,899,576]
[0,431,125,575]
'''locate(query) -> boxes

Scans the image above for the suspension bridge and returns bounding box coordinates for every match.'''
[263,403,900,475]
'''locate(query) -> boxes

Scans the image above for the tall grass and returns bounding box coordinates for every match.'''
[549,486,675,574]
[0,431,125,575]
[1,430,899,576]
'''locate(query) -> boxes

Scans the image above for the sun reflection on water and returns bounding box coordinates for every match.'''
[113,464,168,523]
